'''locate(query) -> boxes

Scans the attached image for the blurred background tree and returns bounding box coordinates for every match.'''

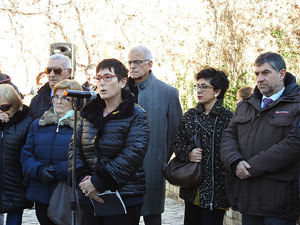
[0,0,299,111]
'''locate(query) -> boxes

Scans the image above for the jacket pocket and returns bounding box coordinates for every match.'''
[232,115,252,124]
[259,178,295,214]
[267,114,293,127]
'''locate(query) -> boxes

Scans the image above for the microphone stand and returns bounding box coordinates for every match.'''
[71,97,82,225]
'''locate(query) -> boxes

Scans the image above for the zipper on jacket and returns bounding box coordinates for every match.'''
[1,131,3,139]
[210,116,219,211]
[50,126,59,163]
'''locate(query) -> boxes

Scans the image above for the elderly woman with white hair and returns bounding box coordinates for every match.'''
[21,79,82,225]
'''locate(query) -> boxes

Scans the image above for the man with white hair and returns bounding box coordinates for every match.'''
[29,53,86,119]
[127,45,182,225]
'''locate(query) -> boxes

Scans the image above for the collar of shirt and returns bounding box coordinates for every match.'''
[261,87,285,109]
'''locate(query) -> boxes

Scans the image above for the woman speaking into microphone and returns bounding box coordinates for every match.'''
[69,58,150,225]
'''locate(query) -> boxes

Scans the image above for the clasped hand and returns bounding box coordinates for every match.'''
[188,148,202,162]
[236,160,251,180]
[79,176,104,203]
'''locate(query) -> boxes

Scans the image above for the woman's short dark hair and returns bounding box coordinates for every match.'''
[96,58,128,81]
[195,68,229,100]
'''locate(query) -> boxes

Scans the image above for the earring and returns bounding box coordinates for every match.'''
[215,94,218,98]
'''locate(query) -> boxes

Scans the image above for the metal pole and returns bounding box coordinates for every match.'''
[71,98,79,225]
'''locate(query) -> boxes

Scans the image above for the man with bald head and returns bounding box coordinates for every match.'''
[127,45,182,225]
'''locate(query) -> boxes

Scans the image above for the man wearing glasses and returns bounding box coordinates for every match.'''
[29,53,88,120]
[127,45,182,225]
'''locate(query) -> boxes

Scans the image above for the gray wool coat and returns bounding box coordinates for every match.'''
[131,72,182,216]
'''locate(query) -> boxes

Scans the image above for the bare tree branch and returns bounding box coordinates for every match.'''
[0,8,46,15]
[7,13,29,87]
[73,3,91,64]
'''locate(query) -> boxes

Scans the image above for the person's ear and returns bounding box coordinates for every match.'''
[214,89,221,98]
[148,61,153,70]
[121,77,127,89]
[279,69,286,81]
[68,68,72,78]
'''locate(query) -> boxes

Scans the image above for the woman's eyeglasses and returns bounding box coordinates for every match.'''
[45,67,69,75]
[94,74,118,82]
[0,104,12,112]
[193,84,214,92]
[51,95,72,103]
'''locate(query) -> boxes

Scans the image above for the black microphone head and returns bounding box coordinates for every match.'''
[64,90,95,98]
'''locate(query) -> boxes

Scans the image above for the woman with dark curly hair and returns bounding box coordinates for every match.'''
[170,68,233,225]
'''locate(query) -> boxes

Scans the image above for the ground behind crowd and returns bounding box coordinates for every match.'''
[4,197,185,225]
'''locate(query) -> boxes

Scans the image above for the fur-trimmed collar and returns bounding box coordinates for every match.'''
[80,89,135,127]
[0,105,30,127]
[39,107,75,129]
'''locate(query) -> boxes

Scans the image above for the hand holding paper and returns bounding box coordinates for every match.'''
[79,176,104,203]
[89,190,127,216]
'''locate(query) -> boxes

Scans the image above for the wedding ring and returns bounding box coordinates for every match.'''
[82,190,87,194]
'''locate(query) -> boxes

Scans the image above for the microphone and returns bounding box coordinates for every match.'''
[64,90,97,99]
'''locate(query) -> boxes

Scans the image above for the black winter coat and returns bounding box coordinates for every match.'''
[171,100,233,209]
[29,83,52,120]
[69,90,150,197]
[0,105,32,213]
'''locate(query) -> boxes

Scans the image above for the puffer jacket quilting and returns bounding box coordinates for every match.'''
[21,107,75,204]
[68,90,150,197]
[0,105,32,213]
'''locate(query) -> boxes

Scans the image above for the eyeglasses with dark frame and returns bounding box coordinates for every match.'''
[193,84,214,92]
[51,95,73,103]
[0,104,12,112]
[94,74,118,82]
[127,60,150,66]
[45,67,69,75]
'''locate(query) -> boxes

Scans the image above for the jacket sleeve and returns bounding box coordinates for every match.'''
[170,110,196,163]
[91,109,150,191]
[247,116,300,177]
[166,88,183,161]
[220,112,245,171]
[53,161,68,181]
[21,120,44,179]
[68,119,90,186]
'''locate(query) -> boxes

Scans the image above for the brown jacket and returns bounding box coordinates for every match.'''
[221,72,300,220]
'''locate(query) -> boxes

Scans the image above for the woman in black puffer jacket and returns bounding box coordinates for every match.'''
[69,58,150,225]
[0,84,32,225]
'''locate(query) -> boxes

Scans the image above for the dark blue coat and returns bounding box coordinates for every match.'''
[21,107,74,204]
